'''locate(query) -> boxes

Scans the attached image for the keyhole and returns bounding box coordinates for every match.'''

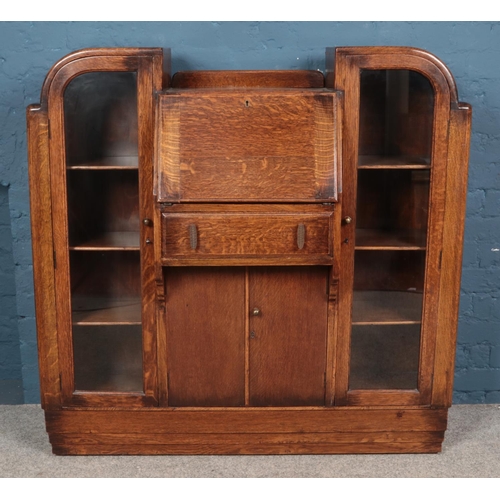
[245,100,250,107]
[250,331,256,339]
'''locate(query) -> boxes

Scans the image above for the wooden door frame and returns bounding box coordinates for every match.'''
[329,46,468,407]
[39,48,165,407]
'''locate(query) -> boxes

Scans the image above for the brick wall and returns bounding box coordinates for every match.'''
[0,185,23,403]
[0,21,498,404]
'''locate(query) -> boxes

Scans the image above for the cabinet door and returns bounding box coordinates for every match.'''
[46,52,163,407]
[164,266,329,407]
[333,49,456,407]
[248,267,329,406]
[165,267,246,406]
[347,70,434,406]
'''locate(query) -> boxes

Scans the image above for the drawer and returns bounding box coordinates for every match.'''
[160,205,334,266]
[155,89,341,203]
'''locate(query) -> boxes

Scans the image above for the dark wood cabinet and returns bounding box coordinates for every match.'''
[27,46,471,454]
[165,266,329,407]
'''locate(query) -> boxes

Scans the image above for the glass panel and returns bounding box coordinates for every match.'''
[67,170,140,249]
[350,252,426,391]
[69,251,142,322]
[70,251,143,392]
[350,68,434,392]
[350,325,420,390]
[358,69,434,167]
[64,72,138,168]
[73,326,143,392]
[356,169,430,249]
[64,72,143,394]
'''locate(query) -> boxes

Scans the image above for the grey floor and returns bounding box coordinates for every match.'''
[1,404,499,477]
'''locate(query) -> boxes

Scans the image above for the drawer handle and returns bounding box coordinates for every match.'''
[189,224,198,250]
[297,223,305,250]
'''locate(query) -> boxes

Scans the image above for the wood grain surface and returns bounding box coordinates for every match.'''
[45,406,446,453]
[27,106,62,408]
[162,213,332,258]
[156,89,339,202]
[46,407,448,434]
[29,46,470,455]
[50,441,443,455]
[165,267,246,406]
[171,70,325,88]
[248,267,329,406]
[432,104,472,407]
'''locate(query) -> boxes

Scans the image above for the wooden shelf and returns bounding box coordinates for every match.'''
[70,232,140,251]
[355,228,427,250]
[71,296,142,325]
[67,156,138,169]
[352,291,423,325]
[358,155,430,169]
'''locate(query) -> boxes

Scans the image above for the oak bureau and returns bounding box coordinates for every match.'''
[27,46,471,454]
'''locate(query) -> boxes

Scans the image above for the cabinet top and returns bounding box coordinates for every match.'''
[34,46,463,109]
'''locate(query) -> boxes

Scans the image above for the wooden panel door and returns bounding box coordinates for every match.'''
[165,266,329,407]
[165,267,246,406]
[248,267,329,406]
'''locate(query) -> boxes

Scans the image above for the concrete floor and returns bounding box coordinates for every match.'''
[1,404,499,477]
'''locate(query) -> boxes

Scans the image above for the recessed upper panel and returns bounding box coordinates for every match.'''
[155,89,341,202]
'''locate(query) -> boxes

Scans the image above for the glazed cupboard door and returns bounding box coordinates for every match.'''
[332,48,457,406]
[349,69,433,403]
[46,50,164,406]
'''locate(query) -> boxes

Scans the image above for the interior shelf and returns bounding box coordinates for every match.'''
[352,290,423,325]
[71,296,142,325]
[358,155,430,169]
[67,156,139,169]
[70,231,140,251]
[355,228,427,250]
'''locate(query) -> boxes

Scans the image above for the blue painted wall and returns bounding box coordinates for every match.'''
[0,185,23,403]
[0,21,498,404]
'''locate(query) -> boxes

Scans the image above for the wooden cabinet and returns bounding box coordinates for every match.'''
[164,266,329,407]
[27,47,471,454]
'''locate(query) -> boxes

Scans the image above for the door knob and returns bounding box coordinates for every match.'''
[343,216,352,225]
[251,307,261,316]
